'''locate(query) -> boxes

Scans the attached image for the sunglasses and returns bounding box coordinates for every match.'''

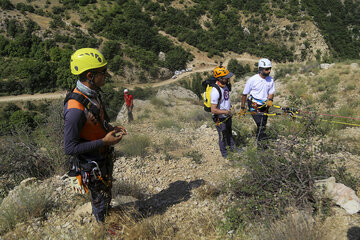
[263,67,272,71]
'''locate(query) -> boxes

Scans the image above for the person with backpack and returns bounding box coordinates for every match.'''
[208,64,235,158]
[123,89,134,123]
[64,48,127,223]
[239,58,275,148]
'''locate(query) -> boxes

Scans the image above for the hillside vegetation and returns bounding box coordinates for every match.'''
[0,0,360,239]
[0,60,360,239]
[0,0,359,96]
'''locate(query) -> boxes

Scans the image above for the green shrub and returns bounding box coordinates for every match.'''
[118,134,151,157]
[0,101,66,197]
[150,97,166,107]
[184,150,203,164]
[0,185,54,234]
[222,117,359,234]
[156,119,180,130]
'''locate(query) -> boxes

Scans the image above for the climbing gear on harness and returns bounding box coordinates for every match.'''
[68,157,114,194]
[215,116,231,126]
[70,48,107,75]
[69,175,88,194]
[247,95,268,112]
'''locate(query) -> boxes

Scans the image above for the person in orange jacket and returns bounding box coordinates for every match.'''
[65,48,126,222]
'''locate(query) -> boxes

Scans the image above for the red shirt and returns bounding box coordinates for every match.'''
[124,93,133,107]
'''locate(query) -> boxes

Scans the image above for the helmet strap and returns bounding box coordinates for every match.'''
[85,72,101,92]
[217,79,225,88]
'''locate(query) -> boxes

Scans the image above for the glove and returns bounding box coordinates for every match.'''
[238,107,246,116]
[69,175,88,194]
[267,99,273,107]
[229,106,235,116]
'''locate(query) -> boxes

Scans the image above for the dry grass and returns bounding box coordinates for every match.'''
[195,183,221,201]
[0,184,54,235]
[106,209,177,240]
[255,210,325,240]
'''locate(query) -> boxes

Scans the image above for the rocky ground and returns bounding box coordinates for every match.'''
[2,80,360,239]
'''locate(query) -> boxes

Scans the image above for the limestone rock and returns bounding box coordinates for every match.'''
[315,177,360,214]
[158,67,172,80]
[115,99,149,123]
[350,63,359,69]
[156,85,198,101]
[158,51,166,61]
[320,63,335,69]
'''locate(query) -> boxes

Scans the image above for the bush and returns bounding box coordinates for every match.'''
[222,117,359,234]
[184,150,203,164]
[0,101,67,197]
[156,119,180,130]
[0,185,54,234]
[118,134,151,157]
[150,97,166,107]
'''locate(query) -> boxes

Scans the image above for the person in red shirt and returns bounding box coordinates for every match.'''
[124,89,134,122]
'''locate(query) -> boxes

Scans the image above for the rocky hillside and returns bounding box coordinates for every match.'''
[1,0,359,96]
[1,60,360,239]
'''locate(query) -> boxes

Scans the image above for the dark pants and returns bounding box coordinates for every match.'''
[215,117,235,158]
[248,100,268,142]
[87,155,114,222]
[127,106,133,123]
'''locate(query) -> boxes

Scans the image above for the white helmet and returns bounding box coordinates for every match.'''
[124,89,129,93]
[258,58,272,68]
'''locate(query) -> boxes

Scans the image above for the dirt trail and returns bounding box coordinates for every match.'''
[0,56,257,103]
[0,92,67,103]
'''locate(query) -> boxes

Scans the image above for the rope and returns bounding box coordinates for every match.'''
[299,111,360,121]
[236,104,360,127]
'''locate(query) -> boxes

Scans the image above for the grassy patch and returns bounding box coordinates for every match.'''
[0,185,55,234]
[184,150,203,164]
[118,134,151,157]
[112,179,146,200]
[156,119,181,130]
[150,97,166,107]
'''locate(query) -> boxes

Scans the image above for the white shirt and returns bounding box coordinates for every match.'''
[243,74,275,100]
[210,84,231,118]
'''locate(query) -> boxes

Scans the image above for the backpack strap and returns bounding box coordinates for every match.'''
[64,92,109,132]
[211,83,222,102]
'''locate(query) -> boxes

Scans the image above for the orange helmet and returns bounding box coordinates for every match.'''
[213,65,234,78]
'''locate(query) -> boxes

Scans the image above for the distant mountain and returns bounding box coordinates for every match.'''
[0,0,359,95]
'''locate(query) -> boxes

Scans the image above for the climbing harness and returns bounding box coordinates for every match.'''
[68,157,113,194]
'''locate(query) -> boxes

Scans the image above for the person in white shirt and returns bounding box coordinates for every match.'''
[210,64,235,158]
[240,58,275,146]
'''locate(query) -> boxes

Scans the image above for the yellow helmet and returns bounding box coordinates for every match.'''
[70,48,107,75]
[213,65,234,78]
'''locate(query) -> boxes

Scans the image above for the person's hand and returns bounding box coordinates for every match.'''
[102,130,123,146]
[238,107,246,116]
[267,99,273,107]
[228,107,235,116]
[113,125,127,135]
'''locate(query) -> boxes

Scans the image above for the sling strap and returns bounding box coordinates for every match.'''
[64,92,110,132]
